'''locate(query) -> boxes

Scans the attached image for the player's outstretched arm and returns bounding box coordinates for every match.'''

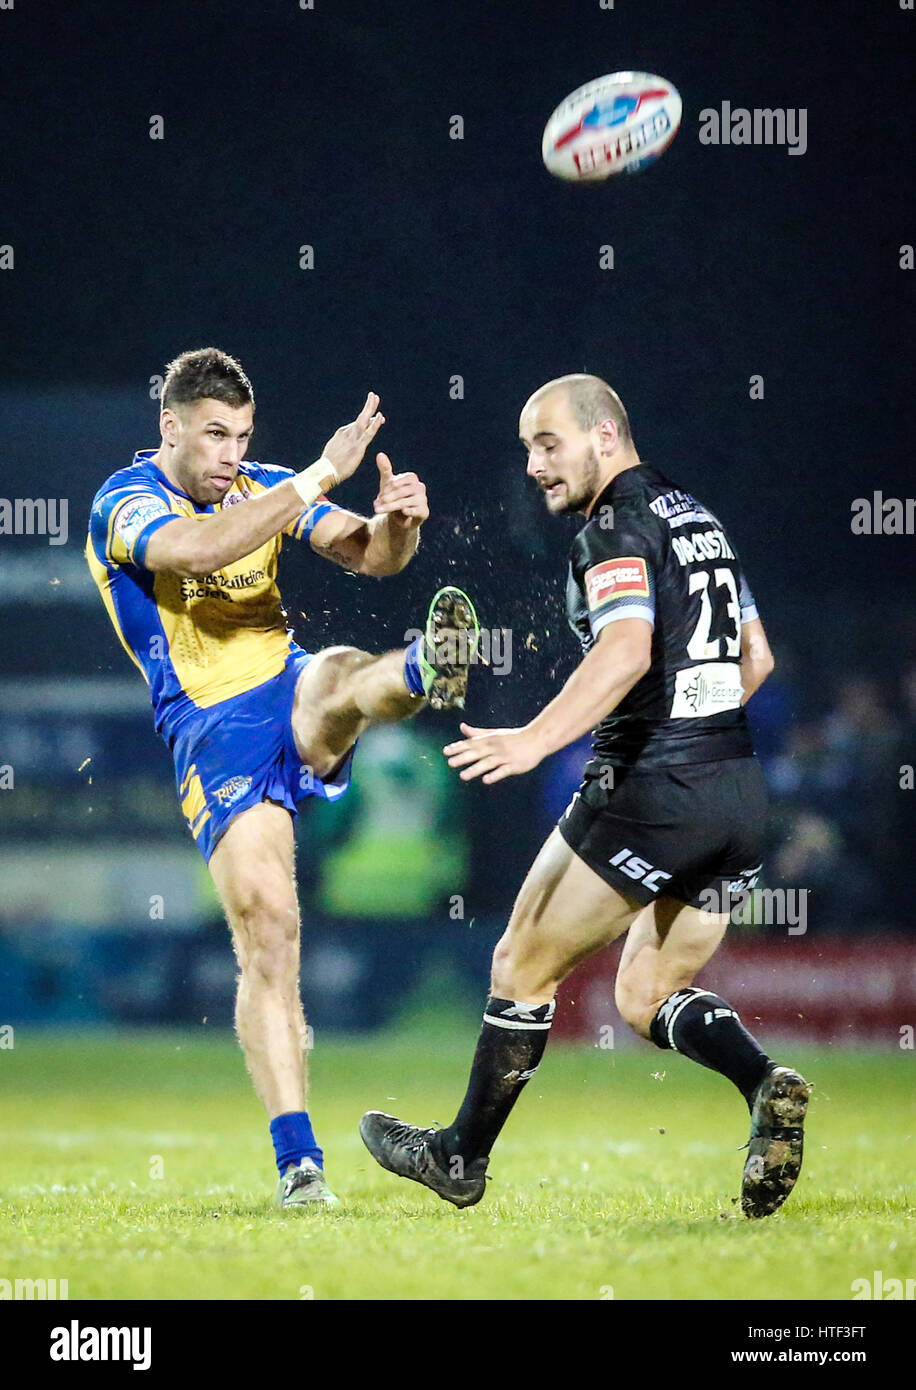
[308,452,428,577]
[739,617,775,704]
[144,393,385,578]
[145,475,323,578]
[444,618,652,784]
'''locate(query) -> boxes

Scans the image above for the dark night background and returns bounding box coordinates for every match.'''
[2,4,914,1317]
[0,0,913,946]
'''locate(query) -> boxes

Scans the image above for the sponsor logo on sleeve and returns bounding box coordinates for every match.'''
[585,556,650,610]
[113,494,172,551]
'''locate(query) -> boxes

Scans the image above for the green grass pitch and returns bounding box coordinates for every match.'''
[1,1025,912,1301]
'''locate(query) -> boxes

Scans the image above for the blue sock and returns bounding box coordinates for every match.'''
[403,636,425,696]
[270,1111,323,1177]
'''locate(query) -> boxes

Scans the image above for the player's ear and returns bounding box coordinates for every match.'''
[597,417,619,454]
[159,408,177,444]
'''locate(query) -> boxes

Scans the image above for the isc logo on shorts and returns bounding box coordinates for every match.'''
[609,846,672,892]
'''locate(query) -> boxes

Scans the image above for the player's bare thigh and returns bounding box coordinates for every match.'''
[289,646,372,779]
[290,643,420,778]
[491,828,643,1005]
[614,896,731,1039]
[208,800,300,973]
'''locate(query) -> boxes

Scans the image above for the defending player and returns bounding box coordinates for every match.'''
[361,373,809,1219]
[86,348,478,1209]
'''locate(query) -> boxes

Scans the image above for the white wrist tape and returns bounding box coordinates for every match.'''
[292,456,340,507]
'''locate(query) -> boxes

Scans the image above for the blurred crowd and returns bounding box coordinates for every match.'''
[748,656,915,933]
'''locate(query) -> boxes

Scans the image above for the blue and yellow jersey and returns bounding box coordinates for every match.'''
[85,450,342,733]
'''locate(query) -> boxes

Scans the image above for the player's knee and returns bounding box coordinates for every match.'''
[491,936,558,1002]
[303,645,374,700]
[614,979,660,1040]
[231,888,299,987]
[293,646,375,774]
[241,929,299,989]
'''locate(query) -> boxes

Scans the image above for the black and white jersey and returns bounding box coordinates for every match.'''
[566,463,759,770]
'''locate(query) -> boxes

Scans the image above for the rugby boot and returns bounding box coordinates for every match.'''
[359,1110,488,1208]
[275,1157,340,1209]
[417,585,480,710]
[741,1065,811,1218]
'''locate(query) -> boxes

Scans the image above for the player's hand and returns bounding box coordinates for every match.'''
[322,392,386,482]
[443,722,545,784]
[372,453,428,528]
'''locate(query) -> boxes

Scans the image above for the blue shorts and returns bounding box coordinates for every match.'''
[167,645,354,862]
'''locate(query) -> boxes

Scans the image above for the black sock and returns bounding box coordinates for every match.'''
[434,997,555,1166]
[649,987,773,1107]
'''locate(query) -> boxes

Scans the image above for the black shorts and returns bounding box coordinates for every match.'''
[557,756,767,909]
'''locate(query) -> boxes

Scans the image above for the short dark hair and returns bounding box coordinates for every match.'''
[162,347,254,412]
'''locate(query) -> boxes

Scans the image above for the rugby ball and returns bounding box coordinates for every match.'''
[542,72,681,181]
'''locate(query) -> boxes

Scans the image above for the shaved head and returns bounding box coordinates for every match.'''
[519,373,639,516]
[526,374,631,442]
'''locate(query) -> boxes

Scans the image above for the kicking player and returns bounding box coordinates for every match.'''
[86,348,477,1209]
[361,373,809,1219]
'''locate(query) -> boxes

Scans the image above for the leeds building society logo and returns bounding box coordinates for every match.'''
[179,567,266,602]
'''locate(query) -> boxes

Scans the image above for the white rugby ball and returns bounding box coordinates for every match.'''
[542,72,681,181]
